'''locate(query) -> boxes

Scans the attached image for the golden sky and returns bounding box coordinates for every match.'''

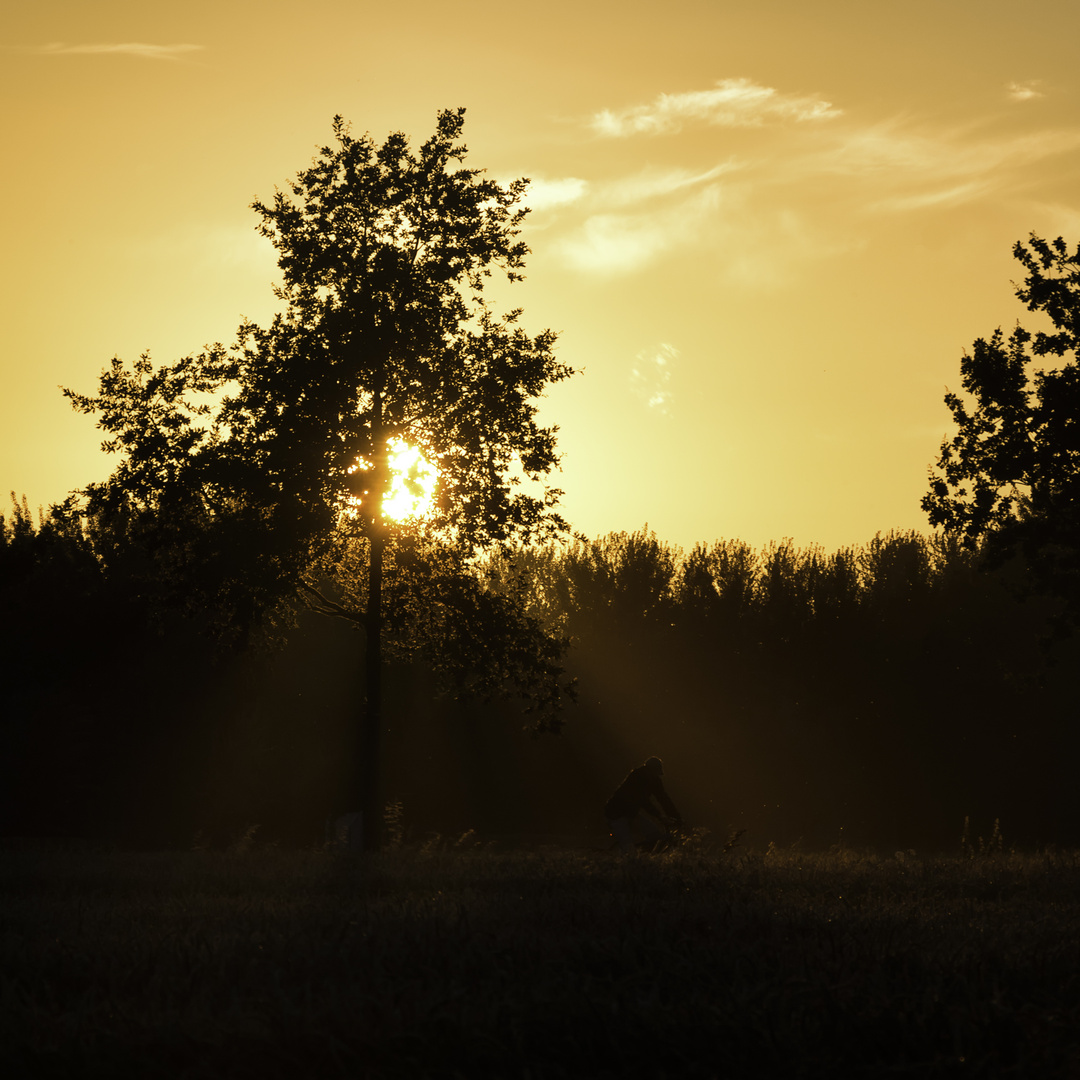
[3,0,1079,552]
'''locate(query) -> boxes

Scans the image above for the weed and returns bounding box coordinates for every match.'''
[961,815,1006,859]
[228,822,260,853]
[723,827,748,853]
[383,800,405,849]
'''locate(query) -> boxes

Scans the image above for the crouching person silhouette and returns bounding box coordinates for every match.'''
[605,756,683,853]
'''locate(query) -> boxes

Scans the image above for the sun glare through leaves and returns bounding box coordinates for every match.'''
[384,437,437,521]
[347,437,438,523]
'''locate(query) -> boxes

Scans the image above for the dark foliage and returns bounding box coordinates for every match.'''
[4,490,1078,850]
[0,496,228,843]
[924,234,1080,631]
[4,507,1078,849]
[57,111,578,848]
[9,230,1080,850]
[505,528,1078,852]
[60,109,574,694]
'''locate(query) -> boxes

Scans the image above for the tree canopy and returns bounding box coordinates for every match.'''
[65,108,573,661]
[65,108,578,846]
[229,109,572,555]
[923,234,1080,627]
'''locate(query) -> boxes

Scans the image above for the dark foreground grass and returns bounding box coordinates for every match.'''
[2,843,1079,1079]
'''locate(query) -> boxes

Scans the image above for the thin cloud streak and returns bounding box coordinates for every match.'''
[522,177,589,212]
[600,162,742,208]
[869,182,993,214]
[818,123,1080,181]
[814,124,1080,217]
[33,42,203,61]
[527,163,740,217]
[591,77,841,137]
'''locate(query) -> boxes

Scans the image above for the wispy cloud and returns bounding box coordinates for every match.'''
[1007,80,1046,102]
[559,179,724,274]
[817,124,1080,216]
[521,167,737,217]
[631,343,677,414]
[522,176,589,212]
[32,42,203,61]
[869,181,993,214]
[542,79,1080,283]
[600,162,742,208]
[591,78,841,137]
[820,123,1078,180]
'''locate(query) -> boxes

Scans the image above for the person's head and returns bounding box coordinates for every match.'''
[644,756,664,775]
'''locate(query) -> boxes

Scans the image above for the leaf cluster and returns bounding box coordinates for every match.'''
[923,234,1080,627]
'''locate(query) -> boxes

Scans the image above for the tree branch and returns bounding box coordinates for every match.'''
[298,579,367,626]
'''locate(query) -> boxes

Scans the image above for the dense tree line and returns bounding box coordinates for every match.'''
[7,230,1077,850]
[0,496,229,843]
[493,528,1078,849]
[4,498,1076,850]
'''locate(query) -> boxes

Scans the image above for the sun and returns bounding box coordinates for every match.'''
[382,437,437,522]
[345,436,438,522]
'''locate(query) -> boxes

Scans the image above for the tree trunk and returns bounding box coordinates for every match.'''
[360,530,385,851]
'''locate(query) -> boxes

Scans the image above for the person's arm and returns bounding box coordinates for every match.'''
[651,777,682,825]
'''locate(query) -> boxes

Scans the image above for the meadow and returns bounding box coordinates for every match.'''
[3,839,1079,1079]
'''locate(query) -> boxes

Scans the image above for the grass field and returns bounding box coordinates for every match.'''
[3,839,1079,1078]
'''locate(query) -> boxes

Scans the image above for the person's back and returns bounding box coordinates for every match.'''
[605,763,668,820]
[605,756,681,852]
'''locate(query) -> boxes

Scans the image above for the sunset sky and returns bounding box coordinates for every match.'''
[3,0,1079,553]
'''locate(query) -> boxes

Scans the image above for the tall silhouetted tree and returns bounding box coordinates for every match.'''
[65,109,575,848]
[924,234,1080,631]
